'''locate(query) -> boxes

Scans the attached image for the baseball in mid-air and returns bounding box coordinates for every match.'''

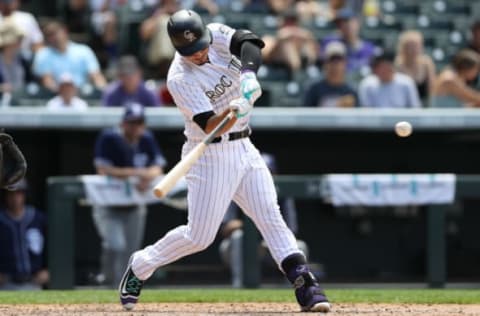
[395,121,412,137]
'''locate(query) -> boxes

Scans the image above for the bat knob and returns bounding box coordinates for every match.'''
[153,188,166,198]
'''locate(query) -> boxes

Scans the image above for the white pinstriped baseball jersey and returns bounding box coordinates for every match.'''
[131,22,303,282]
[167,23,250,141]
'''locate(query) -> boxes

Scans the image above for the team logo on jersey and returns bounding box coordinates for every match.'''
[26,228,44,255]
[205,75,233,103]
[184,30,197,42]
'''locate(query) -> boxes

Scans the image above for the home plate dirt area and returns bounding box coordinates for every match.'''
[1,303,480,316]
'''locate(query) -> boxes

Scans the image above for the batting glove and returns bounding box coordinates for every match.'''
[229,97,252,118]
[240,71,262,105]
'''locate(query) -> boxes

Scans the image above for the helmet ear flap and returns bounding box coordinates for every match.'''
[167,10,210,56]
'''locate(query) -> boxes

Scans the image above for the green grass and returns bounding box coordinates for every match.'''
[1,289,480,305]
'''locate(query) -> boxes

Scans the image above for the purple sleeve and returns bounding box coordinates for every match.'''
[101,91,110,107]
[101,83,119,107]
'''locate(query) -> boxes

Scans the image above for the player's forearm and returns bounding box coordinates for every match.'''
[42,75,57,91]
[91,72,107,89]
[141,166,163,179]
[204,108,237,135]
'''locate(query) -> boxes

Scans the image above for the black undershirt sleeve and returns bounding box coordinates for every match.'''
[193,111,215,131]
[230,30,265,73]
[240,41,262,73]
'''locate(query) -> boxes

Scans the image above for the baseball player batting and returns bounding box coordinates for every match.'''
[119,10,330,313]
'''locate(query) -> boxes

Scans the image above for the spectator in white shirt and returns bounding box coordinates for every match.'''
[0,0,43,61]
[46,73,88,111]
[358,51,422,108]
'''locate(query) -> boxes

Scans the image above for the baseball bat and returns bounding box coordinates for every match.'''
[153,111,236,198]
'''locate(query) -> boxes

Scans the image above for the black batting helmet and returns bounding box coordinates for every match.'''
[167,10,211,56]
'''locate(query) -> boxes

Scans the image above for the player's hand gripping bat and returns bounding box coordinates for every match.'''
[153,110,236,198]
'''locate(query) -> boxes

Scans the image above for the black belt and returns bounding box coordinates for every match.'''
[211,128,251,143]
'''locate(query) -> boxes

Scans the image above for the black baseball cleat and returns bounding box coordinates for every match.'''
[119,257,144,311]
[288,265,331,313]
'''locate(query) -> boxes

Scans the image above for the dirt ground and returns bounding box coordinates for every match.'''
[1,303,480,316]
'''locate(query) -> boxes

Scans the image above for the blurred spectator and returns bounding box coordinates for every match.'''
[218,153,308,288]
[304,41,357,107]
[0,0,43,61]
[296,0,334,23]
[0,180,49,290]
[140,0,179,78]
[329,0,346,10]
[467,20,480,55]
[262,10,318,78]
[102,55,160,107]
[62,0,90,34]
[329,0,378,17]
[46,73,89,111]
[395,31,436,101]
[431,49,480,108]
[321,8,375,73]
[92,104,166,286]
[358,51,421,108]
[266,0,295,15]
[33,21,106,92]
[0,19,32,95]
[90,0,129,63]
[362,0,379,17]
[193,0,219,15]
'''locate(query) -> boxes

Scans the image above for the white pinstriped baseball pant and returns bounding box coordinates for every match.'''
[131,138,301,280]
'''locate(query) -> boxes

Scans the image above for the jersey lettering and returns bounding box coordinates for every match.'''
[205,75,233,103]
[228,57,242,72]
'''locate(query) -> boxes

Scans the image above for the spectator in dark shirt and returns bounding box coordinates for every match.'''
[0,180,49,290]
[321,8,375,74]
[304,41,357,107]
[102,55,160,107]
[92,103,166,286]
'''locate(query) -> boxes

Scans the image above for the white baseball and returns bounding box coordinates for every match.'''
[395,121,412,137]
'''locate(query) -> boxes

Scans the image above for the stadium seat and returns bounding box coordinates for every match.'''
[262,81,303,107]
[364,15,402,30]
[415,15,453,32]
[11,83,55,107]
[381,0,419,16]
[257,65,290,82]
[248,14,280,37]
[116,5,149,55]
[215,12,252,30]
[420,1,471,17]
